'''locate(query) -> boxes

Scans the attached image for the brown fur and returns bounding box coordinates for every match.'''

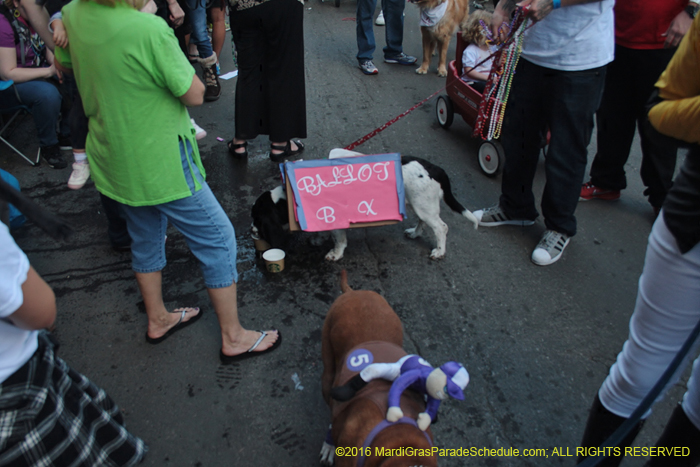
[321,271,437,467]
[413,0,470,77]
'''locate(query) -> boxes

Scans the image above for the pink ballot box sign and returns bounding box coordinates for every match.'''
[284,154,406,232]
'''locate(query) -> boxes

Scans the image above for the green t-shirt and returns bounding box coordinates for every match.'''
[55,1,203,206]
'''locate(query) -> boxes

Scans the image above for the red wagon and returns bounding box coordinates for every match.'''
[435,34,504,177]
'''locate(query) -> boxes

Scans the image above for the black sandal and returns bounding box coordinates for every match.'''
[228,140,248,158]
[269,140,304,162]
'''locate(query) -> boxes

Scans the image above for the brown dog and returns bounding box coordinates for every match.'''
[412,0,469,77]
[319,271,437,467]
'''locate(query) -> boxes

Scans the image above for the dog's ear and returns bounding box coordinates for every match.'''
[251,190,290,249]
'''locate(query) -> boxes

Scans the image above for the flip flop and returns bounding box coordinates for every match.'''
[219,330,283,364]
[145,307,202,344]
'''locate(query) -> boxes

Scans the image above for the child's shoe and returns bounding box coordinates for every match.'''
[67,161,90,189]
[191,118,207,140]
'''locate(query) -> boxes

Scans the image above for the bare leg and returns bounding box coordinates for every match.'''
[209,4,226,60]
[136,271,200,340]
[208,283,279,357]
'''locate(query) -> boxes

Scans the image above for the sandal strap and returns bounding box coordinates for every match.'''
[247,331,268,352]
[229,140,247,150]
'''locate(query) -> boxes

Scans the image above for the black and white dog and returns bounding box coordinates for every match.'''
[251,150,478,261]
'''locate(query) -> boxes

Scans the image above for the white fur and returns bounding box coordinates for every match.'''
[270,185,286,204]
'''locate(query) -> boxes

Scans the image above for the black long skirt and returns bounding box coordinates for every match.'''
[230,0,307,142]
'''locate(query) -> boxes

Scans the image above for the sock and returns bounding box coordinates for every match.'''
[74,151,88,164]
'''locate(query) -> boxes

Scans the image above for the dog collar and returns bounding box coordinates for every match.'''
[419,0,449,27]
[357,416,433,467]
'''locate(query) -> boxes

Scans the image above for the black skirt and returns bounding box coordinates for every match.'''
[0,333,147,466]
[230,0,307,142]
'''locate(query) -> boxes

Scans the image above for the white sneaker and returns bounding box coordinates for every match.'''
[67,162,90,190]
[375,10,385,25]
[191,118,207,140]
[531,230,570,266]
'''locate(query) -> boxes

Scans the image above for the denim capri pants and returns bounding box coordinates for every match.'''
[118,140,238,288]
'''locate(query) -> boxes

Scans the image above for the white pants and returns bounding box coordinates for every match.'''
[599,214,700,430]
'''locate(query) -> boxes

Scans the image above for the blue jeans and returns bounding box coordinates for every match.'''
[356,0,405,62]
[186,0,213,59]
[0,79,61,147]
[117,141,237,288]
[498,59,606,237]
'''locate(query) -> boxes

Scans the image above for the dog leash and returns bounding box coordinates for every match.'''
[343,7,531,152]
[577,317,700,467]
[357,416,433,467]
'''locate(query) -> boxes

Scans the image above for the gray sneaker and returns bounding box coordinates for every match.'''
[384,53,417,65]
[531,230,570,266]
[473,205,535,227]
[359,60,379,75]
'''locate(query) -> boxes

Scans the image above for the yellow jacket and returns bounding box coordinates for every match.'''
[648,14,700,144]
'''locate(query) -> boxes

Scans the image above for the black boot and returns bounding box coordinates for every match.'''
[644,404,700,467]
[330,374,368,401]
[577,394,644,467]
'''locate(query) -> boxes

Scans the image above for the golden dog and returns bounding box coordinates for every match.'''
[412,0,470,77]
[319,271,437,467]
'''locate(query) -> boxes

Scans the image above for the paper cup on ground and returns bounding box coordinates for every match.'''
[252,233,271,252]
[262,248,285,273]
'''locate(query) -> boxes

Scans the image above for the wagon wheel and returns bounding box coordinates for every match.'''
[478,140,503,177]
[435,95,454,129]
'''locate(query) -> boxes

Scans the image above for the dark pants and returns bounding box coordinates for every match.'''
[66,78,88,151]
[589,44,677,207]
[100,194,131,249]
[230,0,307,142]
[499,59,606,237]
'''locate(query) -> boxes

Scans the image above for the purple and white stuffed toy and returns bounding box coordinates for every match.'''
[331,355,470,431]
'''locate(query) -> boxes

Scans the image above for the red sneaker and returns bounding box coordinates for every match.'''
[580,182,620,201]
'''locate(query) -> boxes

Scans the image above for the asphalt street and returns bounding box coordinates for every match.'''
[1,1,693,466]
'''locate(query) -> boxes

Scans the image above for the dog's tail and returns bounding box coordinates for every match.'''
[339,270,353,294]
[406,156,479,230]
[440,177,479,231]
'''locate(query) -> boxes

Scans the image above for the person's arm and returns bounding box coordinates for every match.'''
[6,266,56,331]
[648,15,700,144]
[492,0,605,36]
[662,4,695,49]
[17,0,54,51]
[0,46,56,83]
[51,17,68,49]
[167,0,185,27]
[178,74,205,106]
[465,68,489,81]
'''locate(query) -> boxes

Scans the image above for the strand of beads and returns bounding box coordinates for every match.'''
[472,6,530,140]
[491,19,527,140]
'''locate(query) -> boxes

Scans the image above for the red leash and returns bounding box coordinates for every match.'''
[344,87,445,151]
